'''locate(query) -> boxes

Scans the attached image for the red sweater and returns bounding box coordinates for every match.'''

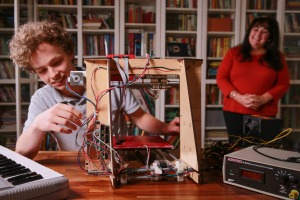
[216,46,290,116]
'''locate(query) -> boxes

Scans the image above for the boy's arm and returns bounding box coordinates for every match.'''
[128,107,179,136]
[16,103,83,159]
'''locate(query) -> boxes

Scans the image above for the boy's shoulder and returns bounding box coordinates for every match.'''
[33,85,58,101]
[34,84,53,95]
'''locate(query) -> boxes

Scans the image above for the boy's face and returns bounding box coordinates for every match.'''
[30,43,76,95]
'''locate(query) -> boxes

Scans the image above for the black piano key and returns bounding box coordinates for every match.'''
[2,167,31,178]
[0,159,16,167]
[0,157,11,163]
[0,164,24,174]
[0,154,7,161]
[0,153,44,185]
[7,172,38,183]
[9,172,43,185]
[0,163,22,172]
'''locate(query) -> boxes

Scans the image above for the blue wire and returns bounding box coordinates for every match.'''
[65,79,97,108]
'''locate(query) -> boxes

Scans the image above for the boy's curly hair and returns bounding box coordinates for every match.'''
[9,21,74,72]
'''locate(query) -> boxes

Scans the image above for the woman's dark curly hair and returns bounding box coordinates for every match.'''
[240,17,283,71]
[9,20,74,72]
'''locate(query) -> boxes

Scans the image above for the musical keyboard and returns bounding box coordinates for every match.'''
[0,145,69,200]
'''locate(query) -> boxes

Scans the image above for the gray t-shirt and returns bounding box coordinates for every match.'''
[23,84,140,150]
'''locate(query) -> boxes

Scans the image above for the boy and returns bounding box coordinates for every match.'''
[9,21,179,159]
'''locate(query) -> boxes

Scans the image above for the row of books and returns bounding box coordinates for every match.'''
[126,29,155,57]
[0,107,27,129]
[165,107,179,122]
[247,0,277,10]
[207,37,231,58]
[83,0,114,6]
[0,9,14,28]
[0,106,30,150]
[82,12,114,29]
[39,10,77,29]
[165,87,180,105]
[284,13,300,33]
[287,61,300,80]
[246,13,276,27]
[126,4,154,23]
[2,0,27,4]
[286,0,300,9]
[208,0,232,9]
[82,34,114,56]
[0,134,16,150]
[166,13,197,31]
[37,0,114,6]
[40,133,58,151]
[206,61,221,79]
[206,84,223,105]
[37,0,77,5]
[39,11,115,30]
[281,85,300,105]
[0,85,30,102]
[284,38,300,57]
[0,61,15,79]
[0,35,11,55]
[167,0,197,8]
[281,107,300,128]
[0,61,29,79]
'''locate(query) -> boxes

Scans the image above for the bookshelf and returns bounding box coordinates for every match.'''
[0,0,34,149]
[0,2,15,148]
[161,0,201,59]
[279,0,300,147]
[119,0,160,57]
[240,0,279,42]
[34,0,119,67]
[3,0,300,150]
[200,0,241,145]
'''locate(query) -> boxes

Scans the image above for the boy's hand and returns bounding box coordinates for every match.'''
[166,117,180,136]
[33,103,83,134]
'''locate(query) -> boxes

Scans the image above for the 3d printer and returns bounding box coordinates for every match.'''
[69,56,202,188]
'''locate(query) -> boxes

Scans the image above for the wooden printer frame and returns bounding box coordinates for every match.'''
[84,58,202,187]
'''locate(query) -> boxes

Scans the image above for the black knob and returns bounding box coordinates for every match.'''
[280,175,290,186]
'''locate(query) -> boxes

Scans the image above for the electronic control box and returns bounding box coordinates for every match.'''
[223,146,300,200]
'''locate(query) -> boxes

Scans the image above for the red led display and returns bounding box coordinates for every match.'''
[241,169,264,183]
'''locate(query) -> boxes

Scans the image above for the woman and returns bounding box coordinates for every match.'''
[216,17,290,146]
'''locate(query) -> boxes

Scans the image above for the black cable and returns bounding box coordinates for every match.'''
[252,146,300,164]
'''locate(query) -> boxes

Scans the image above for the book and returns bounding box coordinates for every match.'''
[147,32,155,56]
[126,29,143,56]
[134,32,142,56]
[166,43,192,57]
[82,22,102,29]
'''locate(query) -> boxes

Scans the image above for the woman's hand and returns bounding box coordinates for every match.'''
[233,92,273,110]
[234,93,258,109]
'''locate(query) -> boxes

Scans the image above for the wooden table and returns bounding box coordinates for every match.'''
[34,151,277,200]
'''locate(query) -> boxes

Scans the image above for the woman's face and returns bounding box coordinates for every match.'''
[30,42,76,96]
[248,24,270,52]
